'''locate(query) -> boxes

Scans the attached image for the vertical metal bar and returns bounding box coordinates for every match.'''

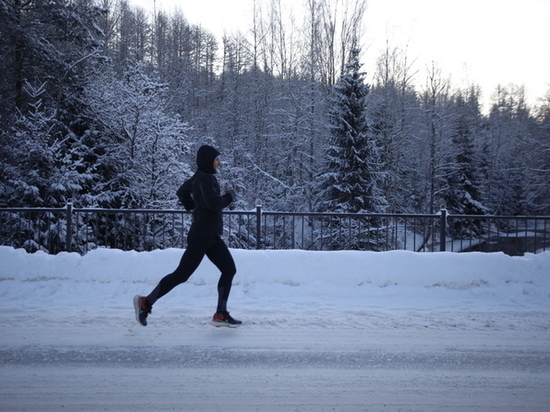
[533,219,538,253]
[403,217,408,251]
[275,215,278,247]
[255,203,262,249]
[358,217,362,249]
[66,203,73,253]
[282,215,286,249]
[301,215,305,249]
[95,213,99,249]
[339,216,342,249]
[523,218,529,252]
[515,218,520,253]
[246,213,251,248]
[392,216,396,251]
[412,217,416,251]
[75,210,80,253]
[319,215,323,250]
[385,216,390,251]
[439,208,447,252]
[350,216,354,249]
[81,212,86,254]
[544,219,548,253]
[292,214,296,249]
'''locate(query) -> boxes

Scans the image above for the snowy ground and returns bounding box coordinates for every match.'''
[1,245,549,411]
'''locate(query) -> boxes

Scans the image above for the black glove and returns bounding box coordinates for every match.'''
[182,197,195,211]
[227,189,237,203]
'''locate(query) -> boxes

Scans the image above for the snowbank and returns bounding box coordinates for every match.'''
[2,246,549,312]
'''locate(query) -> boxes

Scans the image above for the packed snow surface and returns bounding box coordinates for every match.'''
[1,245,549,411]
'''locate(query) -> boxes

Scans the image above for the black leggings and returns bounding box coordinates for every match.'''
[147,236,236,313]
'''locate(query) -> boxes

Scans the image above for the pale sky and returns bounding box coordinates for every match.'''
[131,0,550,110]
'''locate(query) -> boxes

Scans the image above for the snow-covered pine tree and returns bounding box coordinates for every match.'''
[443,88,488,237]
[317,48,387,214]
[316,48,387,250]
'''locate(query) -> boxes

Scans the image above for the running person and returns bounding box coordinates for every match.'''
[134,145,241,327]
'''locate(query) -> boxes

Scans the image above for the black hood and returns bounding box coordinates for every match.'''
[196,145,220,173]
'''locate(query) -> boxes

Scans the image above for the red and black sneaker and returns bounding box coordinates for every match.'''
[211,311,242,328]
[133,295,152,326]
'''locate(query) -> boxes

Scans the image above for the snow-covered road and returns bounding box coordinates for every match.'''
[2,311,549,411]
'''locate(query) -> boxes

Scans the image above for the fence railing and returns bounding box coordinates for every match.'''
[1,204,549,256]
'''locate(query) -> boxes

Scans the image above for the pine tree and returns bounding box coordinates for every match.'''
[443,88,488,237]
[443,89,488,215]
[315,49,387,250]
[317,49,387,214]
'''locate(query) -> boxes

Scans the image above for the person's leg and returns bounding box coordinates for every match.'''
[147,236,210,306]
[206,237,237,313]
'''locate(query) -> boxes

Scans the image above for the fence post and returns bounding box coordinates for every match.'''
[439,206,447,252]
[66,202,73,253]
[255,200,262,249]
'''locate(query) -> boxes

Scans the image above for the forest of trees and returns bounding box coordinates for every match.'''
[1,0,549,217]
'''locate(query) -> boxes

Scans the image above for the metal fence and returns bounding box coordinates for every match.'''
[1,204,549,256]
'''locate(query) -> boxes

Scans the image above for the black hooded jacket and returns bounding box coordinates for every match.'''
[177,145,234,237]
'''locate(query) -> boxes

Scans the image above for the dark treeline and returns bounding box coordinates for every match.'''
[1,0,549,217]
